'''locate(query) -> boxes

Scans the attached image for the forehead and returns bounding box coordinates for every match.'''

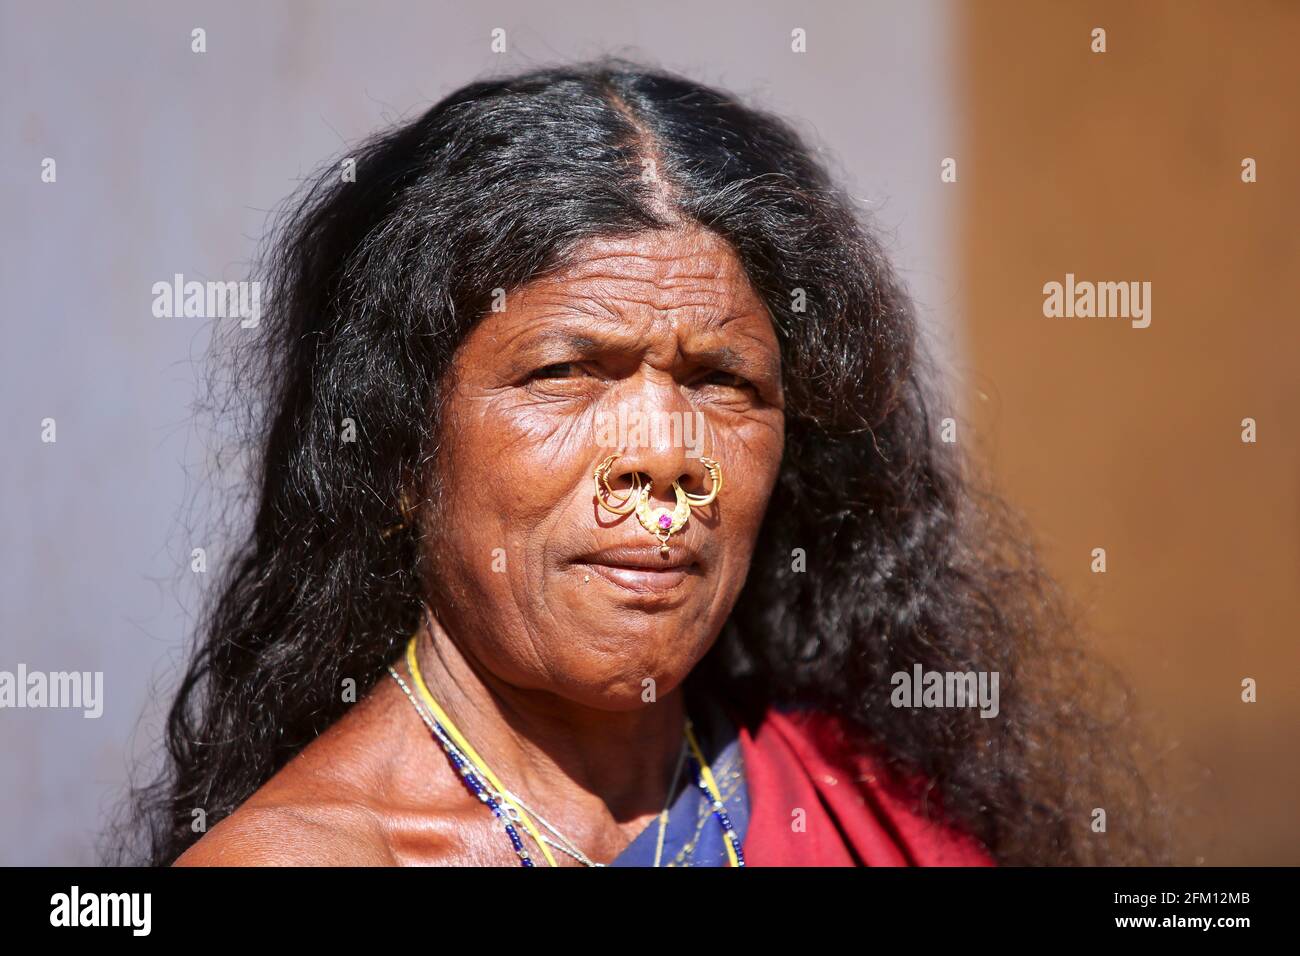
[507,227,770,334]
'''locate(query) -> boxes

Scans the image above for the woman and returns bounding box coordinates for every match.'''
[119,60,1161,866]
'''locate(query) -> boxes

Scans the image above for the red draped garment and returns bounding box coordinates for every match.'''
[734,706,996,866]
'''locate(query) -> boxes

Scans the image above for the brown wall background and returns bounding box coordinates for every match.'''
[959,0,1300,864]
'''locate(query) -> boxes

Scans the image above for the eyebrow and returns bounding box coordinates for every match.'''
[518,326,780,383]
[692,344,745,373]
[523,329,608,357]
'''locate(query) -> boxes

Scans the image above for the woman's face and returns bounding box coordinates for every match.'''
[422,226,785,709]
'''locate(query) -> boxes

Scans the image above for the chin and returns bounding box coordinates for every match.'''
[541,651,700,710]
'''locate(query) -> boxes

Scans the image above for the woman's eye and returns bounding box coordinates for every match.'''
[700,370,751,390]
[531,362,580,380]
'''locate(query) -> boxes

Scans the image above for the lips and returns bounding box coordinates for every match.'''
[571,545,700,594]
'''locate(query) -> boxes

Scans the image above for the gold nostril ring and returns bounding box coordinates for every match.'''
[682,457,722,508]
[592,453,724,556]
[594,454,639,515]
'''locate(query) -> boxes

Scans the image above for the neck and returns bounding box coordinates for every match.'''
[409,605,691,853]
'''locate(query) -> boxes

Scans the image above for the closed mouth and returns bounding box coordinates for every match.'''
[570,547,701,594]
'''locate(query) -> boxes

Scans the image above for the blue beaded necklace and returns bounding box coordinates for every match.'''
[388,636,744,867]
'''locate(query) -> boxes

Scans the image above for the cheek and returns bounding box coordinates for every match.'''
[705,416,782,587]
[432,399,587,601]
[716,415,783,524]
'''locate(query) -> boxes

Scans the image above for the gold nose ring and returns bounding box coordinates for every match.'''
[593,454,723,556]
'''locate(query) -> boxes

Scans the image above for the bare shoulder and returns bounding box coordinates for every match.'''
[173,799,395,866]
[174,673,450,867]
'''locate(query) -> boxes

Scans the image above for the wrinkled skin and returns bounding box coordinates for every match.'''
[424,224,786,708]
[175,226,786,865]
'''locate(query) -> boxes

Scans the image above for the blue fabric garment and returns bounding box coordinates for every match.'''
[609,695,748,867]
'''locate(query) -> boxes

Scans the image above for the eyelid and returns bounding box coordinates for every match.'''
[531,361,584,377]
[699,368,753,388]
[524,361,757,393]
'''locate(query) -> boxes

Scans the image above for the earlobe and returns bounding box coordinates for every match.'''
[381,484,421,540]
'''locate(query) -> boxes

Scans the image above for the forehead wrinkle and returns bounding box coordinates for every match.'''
[550,246,749,302]
[486,308,649,364]
[561,272,739,316]
[510,278,670,331]
[535,226,759,301]
[499,233,776,362]
[504,294,779,370]
[514,281,750,348]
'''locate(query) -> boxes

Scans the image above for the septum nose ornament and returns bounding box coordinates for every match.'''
[593,453,723,557]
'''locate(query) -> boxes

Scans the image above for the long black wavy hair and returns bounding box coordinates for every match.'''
[113,59,1166,866]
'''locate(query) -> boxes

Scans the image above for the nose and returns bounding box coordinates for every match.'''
[604,414,713,505]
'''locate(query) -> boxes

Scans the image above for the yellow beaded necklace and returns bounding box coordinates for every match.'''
[400,634,741,867]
